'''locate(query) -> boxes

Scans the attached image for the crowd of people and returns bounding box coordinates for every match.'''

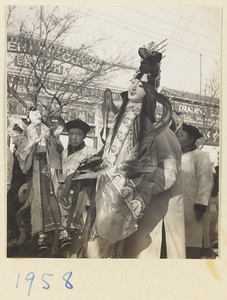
[7,43,219,259]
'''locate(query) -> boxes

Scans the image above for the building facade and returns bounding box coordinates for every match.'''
[7,35,220,165]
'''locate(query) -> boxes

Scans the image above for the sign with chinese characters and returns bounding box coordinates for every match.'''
[7,35,102,71]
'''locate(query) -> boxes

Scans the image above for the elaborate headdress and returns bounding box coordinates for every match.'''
[136,39,167,89]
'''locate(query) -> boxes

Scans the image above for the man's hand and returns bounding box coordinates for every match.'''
[194,210,203,222]
[194,204,207,222]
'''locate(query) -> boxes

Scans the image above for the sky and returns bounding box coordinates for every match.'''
[8,5,221,96]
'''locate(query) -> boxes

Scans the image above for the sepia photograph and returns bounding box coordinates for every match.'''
[2,2,227,299]
[6,5,220,260]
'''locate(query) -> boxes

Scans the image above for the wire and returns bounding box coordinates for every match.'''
[60,5,219,75]
[163,7,220,31]
[123,7,218,42]
[72,6,219,59]
[82,7,218,56]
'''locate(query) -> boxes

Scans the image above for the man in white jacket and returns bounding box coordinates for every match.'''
[177,123,214,258]
[57,118,97,255]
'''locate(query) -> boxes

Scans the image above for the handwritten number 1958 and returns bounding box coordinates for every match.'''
[16,272,73,296]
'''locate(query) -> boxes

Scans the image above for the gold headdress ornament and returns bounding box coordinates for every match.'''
[139,39,167,59]
[137,39,167,89]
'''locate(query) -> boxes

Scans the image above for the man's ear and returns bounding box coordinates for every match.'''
[189,136,196,145]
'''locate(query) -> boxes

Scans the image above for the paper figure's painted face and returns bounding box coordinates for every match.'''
[29,110,42,123]
[128,78,146,102]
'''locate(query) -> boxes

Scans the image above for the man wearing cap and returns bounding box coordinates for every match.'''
[61,119,97,174]
[177,123,214,258]
[57,118,97,255]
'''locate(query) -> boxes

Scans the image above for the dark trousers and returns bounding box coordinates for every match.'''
[161,221,167,258]
[186,247,202,259]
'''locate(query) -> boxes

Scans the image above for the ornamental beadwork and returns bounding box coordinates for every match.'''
[143,42,156,55]
[139,42,157,59]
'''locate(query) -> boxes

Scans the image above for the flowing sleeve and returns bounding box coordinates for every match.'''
[136,129,181,204]
[95,169,146,245]
[47,136,63,170]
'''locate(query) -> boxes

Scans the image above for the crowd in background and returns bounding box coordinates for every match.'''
[7,44,219,259]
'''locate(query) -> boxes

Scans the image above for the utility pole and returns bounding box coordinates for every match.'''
[200,53,202,101]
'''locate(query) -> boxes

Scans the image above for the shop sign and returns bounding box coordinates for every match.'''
[14,54,63,75]
[8,73,121,102]
[7,36,102,71]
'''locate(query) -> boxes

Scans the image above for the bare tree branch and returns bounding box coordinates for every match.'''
[7,6,132,119]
